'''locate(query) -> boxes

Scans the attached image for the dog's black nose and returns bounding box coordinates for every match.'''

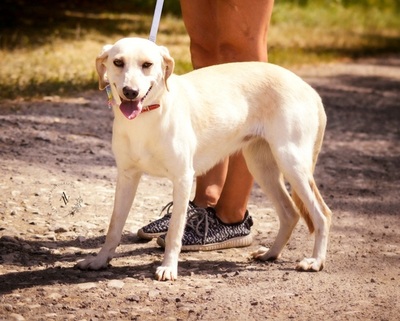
[122,86,139,100]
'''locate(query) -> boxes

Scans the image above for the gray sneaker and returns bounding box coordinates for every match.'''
[156,207,253,251]
[137,201,197,240]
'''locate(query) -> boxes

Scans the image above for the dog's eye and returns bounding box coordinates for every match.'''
[113,59,124,68]
[142,62,153,69]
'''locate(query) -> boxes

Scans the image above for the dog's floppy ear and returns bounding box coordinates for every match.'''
[159,46,175,90]
[95,44,113,90]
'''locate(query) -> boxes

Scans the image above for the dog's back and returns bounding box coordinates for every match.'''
[164,62,324,176]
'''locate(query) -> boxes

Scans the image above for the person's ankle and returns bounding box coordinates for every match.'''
[192,197,217,208]
[214,205,246,224]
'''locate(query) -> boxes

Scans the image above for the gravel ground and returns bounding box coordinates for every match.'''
[0,56,399,321]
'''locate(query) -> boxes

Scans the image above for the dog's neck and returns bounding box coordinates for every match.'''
[105,85,160,113]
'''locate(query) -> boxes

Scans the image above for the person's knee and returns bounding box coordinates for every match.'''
[190,41,218,68]
[218,40,267,62]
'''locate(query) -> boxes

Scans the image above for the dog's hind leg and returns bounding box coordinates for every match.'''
[243,139,300,262]
[291,177,331,271]
[272,146,331,272]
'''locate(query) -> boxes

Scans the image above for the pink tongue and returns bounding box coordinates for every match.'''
[119,100,142,120]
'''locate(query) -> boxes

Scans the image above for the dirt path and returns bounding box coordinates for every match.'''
[0,56,399,321]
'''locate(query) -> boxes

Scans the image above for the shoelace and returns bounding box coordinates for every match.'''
[186,208,217,243]
[159,201,174,217]
[159,201,197,217]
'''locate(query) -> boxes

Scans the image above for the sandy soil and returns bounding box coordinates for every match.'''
[0,56,399,321]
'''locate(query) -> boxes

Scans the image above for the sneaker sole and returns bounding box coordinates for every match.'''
[137,229,165,240]
[156,234,253,251]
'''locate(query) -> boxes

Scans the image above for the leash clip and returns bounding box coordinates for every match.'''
[105,85,114,109]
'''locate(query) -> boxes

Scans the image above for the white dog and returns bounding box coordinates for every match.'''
[76,37,332,281]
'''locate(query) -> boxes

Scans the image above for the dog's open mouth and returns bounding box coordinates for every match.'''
[119,86,152,120]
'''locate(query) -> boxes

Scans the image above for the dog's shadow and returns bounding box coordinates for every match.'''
[0,256,272,296]
[0,234,281,295]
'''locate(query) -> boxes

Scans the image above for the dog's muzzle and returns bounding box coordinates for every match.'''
[119,85,153,120]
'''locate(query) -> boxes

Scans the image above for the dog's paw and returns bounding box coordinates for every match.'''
[75,255,110,270]
[296,258,324,272]
[155,265,178,281]
[251,246,279,261]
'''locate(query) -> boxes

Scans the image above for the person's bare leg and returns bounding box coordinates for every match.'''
[180,0,218,70]
[214,153,253,223]
[181,0,274,223]
[212,0,273,223]
[181,0,226,209]
[215,0,272,63]
[192,159,228,208]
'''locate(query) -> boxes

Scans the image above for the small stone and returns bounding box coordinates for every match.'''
[1,235,19,244]
[135,307,154,314]
[3,303,13,311]
[126,295,140,303]
[54,227,68,233]
[148,290,160,300]
[107,311,119,317]
[22,243,32,251]
[107,280,125,289]
[77,235,86,243]
[38,247,50,253]
[44,313,57,318]
[77,282,97,290]
[9,314,25,321]
[35,133,52,142]
[47,292,63,300]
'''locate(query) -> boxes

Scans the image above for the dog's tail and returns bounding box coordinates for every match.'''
[292,98,331,234]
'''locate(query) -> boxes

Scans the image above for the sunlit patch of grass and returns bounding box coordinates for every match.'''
[268,2,400,67]
[0,40,100,98]
[0,14,190,99]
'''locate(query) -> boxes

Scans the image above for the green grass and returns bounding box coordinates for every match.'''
[0,2,399,99]
[268,2,400,65]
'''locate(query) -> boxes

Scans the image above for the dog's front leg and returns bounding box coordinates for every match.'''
[76,170,142,270]
[155,173,193,281]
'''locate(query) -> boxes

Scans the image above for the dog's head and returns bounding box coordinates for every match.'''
[96,37,174,120]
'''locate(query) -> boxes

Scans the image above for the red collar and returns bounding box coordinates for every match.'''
[141,104,160,113]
